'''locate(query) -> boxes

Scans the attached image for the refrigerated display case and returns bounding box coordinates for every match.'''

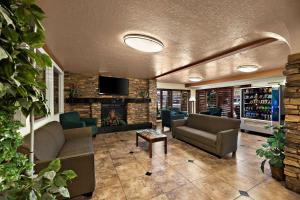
[240,86,283,134]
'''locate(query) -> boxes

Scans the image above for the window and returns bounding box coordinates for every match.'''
[156,90,161,110]
[53,68,60,114]
[172,91,181,109]
[156,89,190,118]
[161,90,169,109]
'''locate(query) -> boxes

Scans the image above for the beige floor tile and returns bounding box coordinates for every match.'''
[150,194,169,200]
[116,162,146,181]
[215,167,261,191]
[96,168,121,189]
[93,183,126,200]
[71,128,298,200]
[137,156,169,173]
[192,175,240,200]
[121,176,163,200]
[166,183,212,200]
[173,162,210,181]
[152,168,188,193]
[248,178,300,200]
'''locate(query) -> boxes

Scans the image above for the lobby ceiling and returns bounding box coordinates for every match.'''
[38,0,300,83]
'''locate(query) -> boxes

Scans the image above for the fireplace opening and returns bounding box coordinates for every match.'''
[101,102,127,127]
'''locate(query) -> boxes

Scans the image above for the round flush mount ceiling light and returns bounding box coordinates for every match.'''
[123,34,164,53]
[188,77,202,82]
[237,65,259,73]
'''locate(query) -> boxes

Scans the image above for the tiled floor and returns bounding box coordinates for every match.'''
[73,129,300,200]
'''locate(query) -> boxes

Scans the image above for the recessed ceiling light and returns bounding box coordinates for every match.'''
[123,34,164,53]
[237,65,258,73]
[189,77,202,82]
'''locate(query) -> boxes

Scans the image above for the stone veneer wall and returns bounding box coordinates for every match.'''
[64,71,156,127]
[148,80,157,127]
[283,53,300,193]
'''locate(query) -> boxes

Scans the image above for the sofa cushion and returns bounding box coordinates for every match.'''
[58,137,93,158]
[175,126,217,147]
[186,114,240,133]
[23,121,65,161]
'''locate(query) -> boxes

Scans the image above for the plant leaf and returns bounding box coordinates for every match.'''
[43,171,56,181]
[29,190,37,200]
[0,46,8,60]
[58,187,70,198]
[61,170,77,180]
[0,5,15,29]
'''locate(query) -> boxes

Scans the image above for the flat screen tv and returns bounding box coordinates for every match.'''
[99,76,129,95]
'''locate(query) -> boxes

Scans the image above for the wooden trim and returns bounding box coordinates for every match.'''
[153,38,277,79]
[43,44,64,70]
[186,68,284,87]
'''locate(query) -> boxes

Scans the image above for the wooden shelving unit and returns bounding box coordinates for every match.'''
[196,87,234,117]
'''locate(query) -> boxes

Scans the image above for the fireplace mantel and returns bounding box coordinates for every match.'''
[66,97,151,104]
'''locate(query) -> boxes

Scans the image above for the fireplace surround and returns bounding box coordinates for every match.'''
[101,100,127,127]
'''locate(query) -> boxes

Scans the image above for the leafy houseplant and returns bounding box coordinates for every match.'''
[69,83,80,99]
[256,125,286,181]
[0,0,76,199]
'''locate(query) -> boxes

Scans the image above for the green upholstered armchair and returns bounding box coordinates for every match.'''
[161,109,185,131]
[59,112,98,137]
[200,107,222,116]
[169,107,188,117]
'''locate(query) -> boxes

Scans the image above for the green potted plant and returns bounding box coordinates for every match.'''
[256,125,286,181]
[0,1,76,199]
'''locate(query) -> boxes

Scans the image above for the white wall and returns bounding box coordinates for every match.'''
[157,82,196,111]
[193,76,286,90]
[18,48,64,136]
[157,82,187,90]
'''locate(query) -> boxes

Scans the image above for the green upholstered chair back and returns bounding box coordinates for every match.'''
[208,107,222,116]
[60,111,81,123]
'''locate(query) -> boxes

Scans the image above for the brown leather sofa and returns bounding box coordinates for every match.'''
[22,121,95,198]
[172,114,241,158]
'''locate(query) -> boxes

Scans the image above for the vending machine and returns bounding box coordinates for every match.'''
[240,86,283,134]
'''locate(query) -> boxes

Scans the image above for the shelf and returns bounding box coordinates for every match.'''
[66,97,151,104]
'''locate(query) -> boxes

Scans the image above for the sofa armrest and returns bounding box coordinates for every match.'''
[35,153,95,198]
[216,129,239,157]
[80,118,97,126]
[62,121,86,129]
[63,127,92,140]
[172,119,187,128]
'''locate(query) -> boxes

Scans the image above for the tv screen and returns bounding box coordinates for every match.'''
[99,76,129,95]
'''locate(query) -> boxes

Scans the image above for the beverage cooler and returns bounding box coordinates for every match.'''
[240,86,283,134]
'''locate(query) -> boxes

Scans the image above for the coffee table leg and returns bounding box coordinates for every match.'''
[164,138,167,154]
[149,142,152,158]
[136,133,138,147]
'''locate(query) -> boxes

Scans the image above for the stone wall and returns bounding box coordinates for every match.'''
[148,79,157,127]
[64,71,156,126]
[283,52,300,193]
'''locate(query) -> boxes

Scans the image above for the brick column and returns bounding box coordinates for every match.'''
[283,53,300,193]
[148,79,157,127]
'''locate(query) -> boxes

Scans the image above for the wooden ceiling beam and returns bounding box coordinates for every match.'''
[185,67,284,87]
[153,37,277,79]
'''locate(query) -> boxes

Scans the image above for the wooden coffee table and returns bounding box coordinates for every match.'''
[136,129,167,158]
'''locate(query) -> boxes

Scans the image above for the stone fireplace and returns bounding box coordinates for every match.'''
[64,71,157,132]
[101,100,127,127]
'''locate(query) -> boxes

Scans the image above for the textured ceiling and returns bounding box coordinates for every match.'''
[38,0,300,83]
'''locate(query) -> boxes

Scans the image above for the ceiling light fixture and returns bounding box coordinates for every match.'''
[123,34,164,53]
[188,77,202,82]
[237,65,259,73]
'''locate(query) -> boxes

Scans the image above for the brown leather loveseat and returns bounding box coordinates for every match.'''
[22,121,95,198]
[172,114,241,158]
